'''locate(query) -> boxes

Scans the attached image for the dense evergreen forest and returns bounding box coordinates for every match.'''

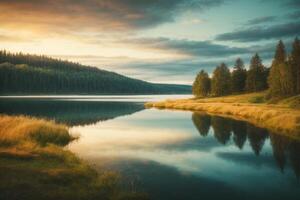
[0,51,191,94]
[193,38,300,99]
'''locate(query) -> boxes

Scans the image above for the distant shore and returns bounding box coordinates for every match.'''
[145,92,300,140]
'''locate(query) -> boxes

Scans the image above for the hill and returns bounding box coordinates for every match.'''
[0,51,191,94]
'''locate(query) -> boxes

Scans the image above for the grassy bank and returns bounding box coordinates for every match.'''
[0,115,148,200]
[0,115,74,147]
[145,92,300,140]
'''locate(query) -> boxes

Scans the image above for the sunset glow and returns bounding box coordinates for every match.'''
[1,0,299,83]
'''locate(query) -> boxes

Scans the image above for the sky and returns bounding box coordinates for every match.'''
[0,0,299,84]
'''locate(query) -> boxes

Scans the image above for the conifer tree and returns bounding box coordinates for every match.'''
[231,58,247,93]
[211,63,231,96]
[246,53,267,92]
[268,40,294,96]
[291,37,300,94]
[274,40,286,64]
[192,70,211,97]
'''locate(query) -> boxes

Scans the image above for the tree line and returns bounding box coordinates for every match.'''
[192,38,300,98]
[0,51,191,94]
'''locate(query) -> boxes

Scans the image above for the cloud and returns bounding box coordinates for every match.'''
[0,33,34,42]
[287,10,300,19]
[215,21,300,42]
[119,37,251,57]
[285,0,300,8]
[263,0,300,8]
[117,58,220,84]
[245,16,276,25]
[52,39,281,84]
[0,0,225,33]
[53,53,228,84]
[0,35,22,42]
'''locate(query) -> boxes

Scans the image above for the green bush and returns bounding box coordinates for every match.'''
[248,95,265,103]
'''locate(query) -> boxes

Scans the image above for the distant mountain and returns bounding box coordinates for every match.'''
[0,51,191,94]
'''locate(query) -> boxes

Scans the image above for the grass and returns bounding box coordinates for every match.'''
[275,95,300,109]
[0,115,148,200]
[146,92,300,140]
[190,92,268,104]
[0,115,74,147]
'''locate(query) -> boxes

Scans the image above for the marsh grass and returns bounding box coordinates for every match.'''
[0,115,148,200]
[276,95,300,109]
[146,92,300,139]
[0,115,75,147]
[248,95,266,104]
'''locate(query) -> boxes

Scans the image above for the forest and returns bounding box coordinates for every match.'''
[0,51,191,94]
[192,38,300,99]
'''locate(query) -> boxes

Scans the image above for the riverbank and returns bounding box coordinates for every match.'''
[145,92,300,140]
[0,115,148,200]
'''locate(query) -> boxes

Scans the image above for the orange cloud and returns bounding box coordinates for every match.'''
[0,0,224,34]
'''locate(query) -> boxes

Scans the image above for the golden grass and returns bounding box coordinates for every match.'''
[0,115,148,200]
[190,91,267,104]
[146,93,300,140]
[0,115,74,146]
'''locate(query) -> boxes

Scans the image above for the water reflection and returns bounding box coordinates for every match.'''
[69,109,300,200]
[192,112,300,179]
[211,116,232,144]
[1,98,299,200]
[270,134,300,178]
[232,120,247,149]
[0,98,144,125]
[192,113,210,136]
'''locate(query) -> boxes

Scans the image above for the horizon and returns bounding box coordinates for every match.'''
[0,0,299,84]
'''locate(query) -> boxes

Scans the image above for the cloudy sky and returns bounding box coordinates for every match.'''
[0,0,299,84]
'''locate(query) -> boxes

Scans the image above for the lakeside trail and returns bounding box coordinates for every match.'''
[145,92,300,140]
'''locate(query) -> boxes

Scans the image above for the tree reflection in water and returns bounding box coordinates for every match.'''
[192,112,211,137]
[232,119,247,149]
[0,99,144,126]
[247,124,268,156]
[192,112,300,179]
[211,116,232,144]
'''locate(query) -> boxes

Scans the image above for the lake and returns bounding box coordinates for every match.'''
[0,95,299,200]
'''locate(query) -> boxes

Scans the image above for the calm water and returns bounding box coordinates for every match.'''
[0,95,299,200]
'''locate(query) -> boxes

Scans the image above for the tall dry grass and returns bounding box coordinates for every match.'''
[0,115,149,200]
[146,94,300,139]
[0,115,74,146]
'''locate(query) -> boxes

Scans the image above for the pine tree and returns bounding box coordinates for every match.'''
[246,53,267,92]
[192,74,200,96]
[192,70,211,97]
[291,37,300,94]
[274,40,286,64]
[211,63,231,96]
[231,58,247,93]
[268,40,295,97]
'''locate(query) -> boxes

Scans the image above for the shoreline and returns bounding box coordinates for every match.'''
[145,96,300,140]
[0,115,148,200]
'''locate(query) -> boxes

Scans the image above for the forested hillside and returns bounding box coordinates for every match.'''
[0,51,191,94]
